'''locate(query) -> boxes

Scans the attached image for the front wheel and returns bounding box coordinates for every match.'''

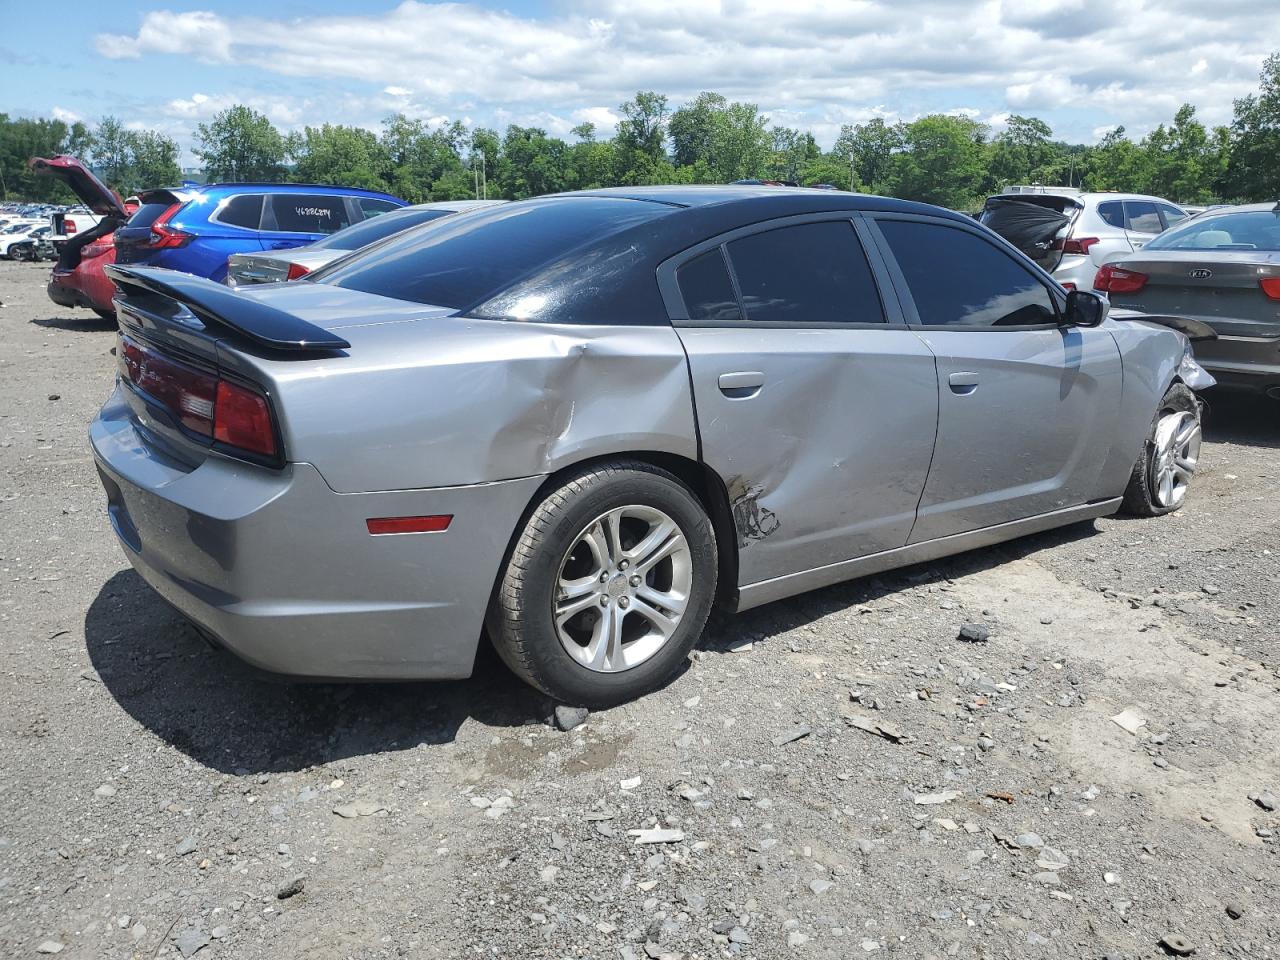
[1121,382,1202,517]
[487,461,718,707]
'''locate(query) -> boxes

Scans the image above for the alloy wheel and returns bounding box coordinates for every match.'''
[553,505,693,673]
[1149,409,1201,509]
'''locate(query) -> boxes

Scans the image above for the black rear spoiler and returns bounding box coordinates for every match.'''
[105,264,350,351]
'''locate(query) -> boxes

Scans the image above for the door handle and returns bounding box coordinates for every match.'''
[718,371,764,399]
[948,372,980,395]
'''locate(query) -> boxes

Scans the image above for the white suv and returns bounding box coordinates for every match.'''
[980,189,1188,290]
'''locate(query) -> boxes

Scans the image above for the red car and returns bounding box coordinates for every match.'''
[30,156,137,319]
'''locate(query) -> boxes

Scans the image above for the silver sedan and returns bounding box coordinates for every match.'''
[93,187,1213,706]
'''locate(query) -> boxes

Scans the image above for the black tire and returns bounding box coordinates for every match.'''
[487,461,718,707]
[1120,382,1199,517]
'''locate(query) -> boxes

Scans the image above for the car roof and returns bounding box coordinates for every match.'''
[195,183,404,200]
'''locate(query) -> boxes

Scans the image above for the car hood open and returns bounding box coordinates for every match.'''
[28,156,128,219]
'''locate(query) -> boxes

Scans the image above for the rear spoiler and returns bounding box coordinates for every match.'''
[105,264,350,351]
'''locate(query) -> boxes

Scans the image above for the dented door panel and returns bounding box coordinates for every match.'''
[676,326,939,585]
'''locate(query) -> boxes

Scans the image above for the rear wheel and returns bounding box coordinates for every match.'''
[1121,382,1201,516]
[488,461,718,707]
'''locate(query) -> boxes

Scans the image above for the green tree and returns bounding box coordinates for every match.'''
[90,116,132,188]
[195,105,288,182]
[291,124,388,190]
[1225,52,1280,201]
[1083,126,1153,192]
[0,114,89,201]
[833,119,900,194]
[889,115,988,208]
[991,115,1056,184]
[496,125,570,198]
[613,91,669,184]
[124,130,181,192]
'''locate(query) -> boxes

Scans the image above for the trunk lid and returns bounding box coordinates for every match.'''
[29,156,128,218]
[981,194,1082,272]
[113,189,198,264]
[1105,250,1280,338]
[226,248,341,286]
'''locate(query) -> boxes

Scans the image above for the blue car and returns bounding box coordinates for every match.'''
[113,183,405,282]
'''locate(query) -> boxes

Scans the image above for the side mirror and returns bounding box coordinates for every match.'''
[1065,289,1106,328]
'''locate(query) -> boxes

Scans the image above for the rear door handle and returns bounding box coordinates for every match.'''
[948,371,980,395]
[718,371,764,399]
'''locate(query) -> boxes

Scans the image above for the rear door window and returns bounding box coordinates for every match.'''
[677,249,742,323]
[265,194,354,234]
[723,220,884,324]
[1124,200,1162,234]
[878,219,1058,327]
[358,198,400,218]
[213,194,264,230]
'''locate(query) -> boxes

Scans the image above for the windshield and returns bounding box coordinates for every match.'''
[1146,210,1280,251]
[308,207,451,251]
[313,197,667,309]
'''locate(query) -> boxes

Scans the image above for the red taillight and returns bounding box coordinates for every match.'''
[119,334,278,460]
[1060,282,1077,292]
[147,203,193,249]
[366,515,453,535]
[214,380,277,457]
[1093,263,1148,294]
[1058,236,1099,255]
[64,218,78,235]
[119,335,217,435]
[1261,278,1280,301]
[285,262,311,281]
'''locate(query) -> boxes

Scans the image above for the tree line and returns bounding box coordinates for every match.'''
[3,53,1277,210]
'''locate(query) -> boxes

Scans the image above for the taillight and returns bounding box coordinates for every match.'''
[213,381,277,457]
[1261,278,1280,301]
[285,262,311,281]
[146,203,193,249]
[366,515,453,535]
[64,218,78,235]
[82,241,112,258]
[1093,263,1148,294]
[118,334,278,460]
[1060,282,1077,292]
[1054,236,1099,255]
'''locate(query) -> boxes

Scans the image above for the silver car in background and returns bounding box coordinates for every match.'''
[93,187,1211,707]
[225,199,504,284]
[1095,202,1280,394]
[981,188,1188,291]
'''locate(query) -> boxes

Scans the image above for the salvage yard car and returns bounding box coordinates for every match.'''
[93,186,1212,706]
[1094,202,1280,395]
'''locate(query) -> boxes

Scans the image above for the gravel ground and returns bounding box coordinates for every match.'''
[0,258,1276,959]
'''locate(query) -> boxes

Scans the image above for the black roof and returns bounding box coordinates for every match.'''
[563,184,966,220]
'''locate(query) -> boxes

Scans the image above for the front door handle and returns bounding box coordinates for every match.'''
[718,371,764,399]
[948,371,980,395]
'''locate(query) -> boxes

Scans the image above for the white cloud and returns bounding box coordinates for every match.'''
[50,106,82,124]
[86,0,1280,150]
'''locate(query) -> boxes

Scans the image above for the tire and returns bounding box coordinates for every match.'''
[487,461,718,707]
[1120,382,1202,517]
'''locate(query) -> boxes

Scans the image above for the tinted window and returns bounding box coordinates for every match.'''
[1097,201,1124,229]
[1157,203,1187,229]
[1146,211,1280,252]
[315,197,666,309]
[724,221,884,324]
[359,198,400,217]
[215,194,264,230]
[309,208,450,251]
[1125,200,1161,233]
[267,194,354,234]
[677,249,742,322]
[879,220,1058,327]
[128,202,179,229]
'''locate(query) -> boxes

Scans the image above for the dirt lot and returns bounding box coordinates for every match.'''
[0,258,1277,959]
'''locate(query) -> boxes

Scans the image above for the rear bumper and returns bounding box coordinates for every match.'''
[1193,334,1280,392]
[48,250,118,313]
[90,383,543,679]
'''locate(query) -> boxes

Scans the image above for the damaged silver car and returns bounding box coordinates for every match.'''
[93,186,1212,706]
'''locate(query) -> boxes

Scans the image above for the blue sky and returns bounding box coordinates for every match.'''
[2,1,1275,165]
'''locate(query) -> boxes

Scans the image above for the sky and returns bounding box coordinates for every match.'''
[2,0,1276,165]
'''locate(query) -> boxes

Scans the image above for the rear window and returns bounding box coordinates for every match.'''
[265,194,354,234]
[214,194,264,230]
[1097,201,1125,229]
[308,208,450,251]
[724,220,884,324]
[1146,211,1280,252]
[677,249,742,323]
[1125,200,1162,234]
[359,198,400,217]
[314,198,666,309]
[127,202,178,229]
